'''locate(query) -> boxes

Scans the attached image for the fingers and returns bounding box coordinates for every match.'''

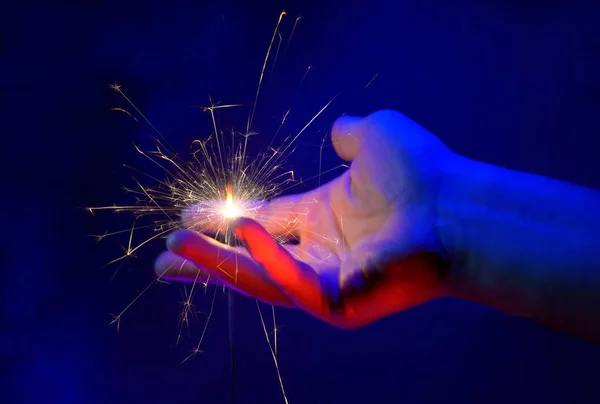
[252,195,303,239]
[232,216,444,329]
[166,230,295,307]
[331,115,362,162]
[154,250,220,284]
[232,217,334,321]
[229,217,387,327]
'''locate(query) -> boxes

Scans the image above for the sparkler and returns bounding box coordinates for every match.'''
[224,167,237,404]
[88,9,376,403]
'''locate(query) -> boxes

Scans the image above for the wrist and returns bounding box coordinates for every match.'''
[434,154,499,299]
[434,152,600,341]
[434,154,573,313]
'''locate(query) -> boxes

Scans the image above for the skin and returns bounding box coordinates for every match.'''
[155,110,600,341]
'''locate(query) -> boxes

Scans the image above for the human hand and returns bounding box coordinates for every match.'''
[155,110,458,328]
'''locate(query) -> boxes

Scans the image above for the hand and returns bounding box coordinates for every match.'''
[155,110,457,328]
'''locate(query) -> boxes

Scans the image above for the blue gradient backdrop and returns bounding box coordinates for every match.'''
[2,1,600,403]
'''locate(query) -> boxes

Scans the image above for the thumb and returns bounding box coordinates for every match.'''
[331,115,363,162]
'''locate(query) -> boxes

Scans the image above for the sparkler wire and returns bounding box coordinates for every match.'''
[227,277,236,404]
[225,169,236,404]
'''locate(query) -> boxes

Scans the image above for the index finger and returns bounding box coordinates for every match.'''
[166,229,296,307]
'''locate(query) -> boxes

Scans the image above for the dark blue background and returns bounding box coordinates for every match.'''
[2,1,600,403]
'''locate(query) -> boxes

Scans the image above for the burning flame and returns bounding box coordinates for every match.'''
[222,179,241,219]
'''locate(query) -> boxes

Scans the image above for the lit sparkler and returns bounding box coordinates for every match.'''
[224,167,237,404]
[88,9,375,403]
[87,10,339,404]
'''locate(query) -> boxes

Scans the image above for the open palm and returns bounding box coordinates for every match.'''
[156,110,454,328]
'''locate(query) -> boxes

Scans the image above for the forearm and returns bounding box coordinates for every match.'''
[439,156,600,342]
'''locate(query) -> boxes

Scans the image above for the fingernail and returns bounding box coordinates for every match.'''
[166,231,183,251]
[154,251,171,277]
[166,230,195,252]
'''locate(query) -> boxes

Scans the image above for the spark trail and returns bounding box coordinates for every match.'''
[89,10,351,404]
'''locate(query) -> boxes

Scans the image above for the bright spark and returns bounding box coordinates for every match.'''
[222,190,241,219]
[89,9,370,403]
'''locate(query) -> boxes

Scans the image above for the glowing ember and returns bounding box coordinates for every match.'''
[222,191,241,219]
